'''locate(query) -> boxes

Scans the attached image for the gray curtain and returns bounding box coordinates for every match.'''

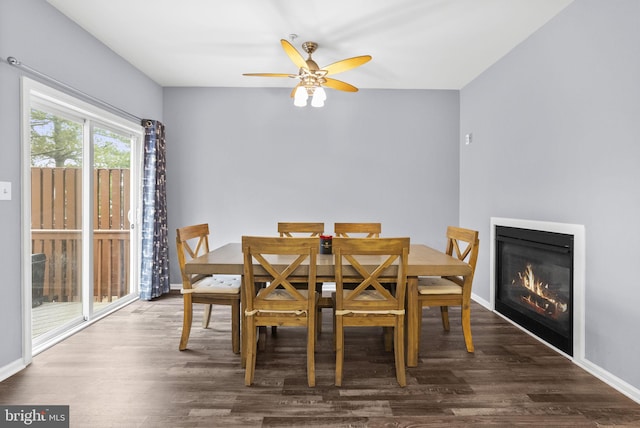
[139,119,169,300]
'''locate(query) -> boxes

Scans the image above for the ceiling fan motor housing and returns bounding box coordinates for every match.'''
[301,41,318,55]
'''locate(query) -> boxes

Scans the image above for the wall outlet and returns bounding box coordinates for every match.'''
[0,181,12,200]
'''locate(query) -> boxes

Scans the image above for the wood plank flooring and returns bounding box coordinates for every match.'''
[1,294,639,427]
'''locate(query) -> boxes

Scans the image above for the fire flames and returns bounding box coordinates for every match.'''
[512,264,568,319]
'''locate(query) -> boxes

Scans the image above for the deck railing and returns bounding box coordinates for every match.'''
[31,167,131,302]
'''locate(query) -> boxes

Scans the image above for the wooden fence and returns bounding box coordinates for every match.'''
[31,167,131,303]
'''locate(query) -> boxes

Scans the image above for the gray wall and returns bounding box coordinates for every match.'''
[164,87,460,284]
[460,0,640,389]
[4,0,638,401]
[0,0,162,370]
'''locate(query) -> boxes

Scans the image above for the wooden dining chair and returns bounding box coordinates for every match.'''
[332,223,389,345]
[416,226,479,352]
[176,224,241,353]
[242,236,320,387]
[334,222,396,348]
[278,222,324,237]
[334,222,381,238]
[332,237,410,387]
[278,222,327,332]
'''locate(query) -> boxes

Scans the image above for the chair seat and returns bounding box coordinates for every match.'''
[183,275,241,295]
[418,277,462,295]
[342,289,386,301]
[257,288,310,300]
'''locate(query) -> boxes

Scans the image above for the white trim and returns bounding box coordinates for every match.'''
[0,359,27,383]
[489,217,585,360]
[575,357,640,405]
[83,120,94,319]
[471,292,490,309]
[26,79,142,134]
[20,78,33,367]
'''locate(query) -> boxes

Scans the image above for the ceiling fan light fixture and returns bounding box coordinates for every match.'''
[311,86,326,108]
[293,86,308,107]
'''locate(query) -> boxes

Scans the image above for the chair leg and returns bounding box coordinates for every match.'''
[314,309,319,347]
[335,315,344,386]
[307,314,316,387]
[331,292,337,350]
[417,305,423,345]
[394,317,407,387]
[440,306,450,331]
[410,302,423,364]
[383,327,393,352]
[244,318,257,386]
[202,304,212,328]
[461,304,474,353]
[317,283,323,335]
[231,300,240,354]
[179,295,193,351]
[259,327,267,351]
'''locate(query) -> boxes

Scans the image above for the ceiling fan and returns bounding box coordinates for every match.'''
[243,38,372,107]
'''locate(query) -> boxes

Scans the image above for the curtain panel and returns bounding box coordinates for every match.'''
[139,119,170,300]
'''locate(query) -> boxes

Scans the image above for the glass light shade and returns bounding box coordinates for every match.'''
[311,86,326,108]
[293,86,308,107]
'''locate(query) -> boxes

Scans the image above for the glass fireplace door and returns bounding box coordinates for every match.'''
[495,226,574,355]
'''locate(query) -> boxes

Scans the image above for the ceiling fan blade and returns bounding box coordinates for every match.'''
[280,39,308,70]
[323,55,372,75]
[243,73,296,78]
[323,78,359,92]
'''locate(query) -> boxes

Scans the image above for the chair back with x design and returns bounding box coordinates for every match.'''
[278,222,324,237]
[332,237,409,386]
[242,236,319,386]
[334,222,381,238]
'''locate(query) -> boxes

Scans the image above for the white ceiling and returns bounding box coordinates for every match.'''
[46,0,574,90]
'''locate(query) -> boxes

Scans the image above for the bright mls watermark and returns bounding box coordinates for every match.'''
[0,406,68,427]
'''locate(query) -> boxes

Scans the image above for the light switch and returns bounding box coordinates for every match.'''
[0,181,12,200]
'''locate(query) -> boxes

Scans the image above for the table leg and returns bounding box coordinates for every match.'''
[407,276,419,367]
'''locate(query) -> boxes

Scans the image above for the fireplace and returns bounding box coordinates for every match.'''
[494,224,576,356]
[491,218,585,359]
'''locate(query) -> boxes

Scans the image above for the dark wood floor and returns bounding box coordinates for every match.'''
[1,294,639,427]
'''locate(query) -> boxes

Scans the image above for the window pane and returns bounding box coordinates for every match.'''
[30,108,84,338]
[92,126,132,309]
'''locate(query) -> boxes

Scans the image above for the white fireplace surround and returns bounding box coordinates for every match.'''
[489,217,585,362]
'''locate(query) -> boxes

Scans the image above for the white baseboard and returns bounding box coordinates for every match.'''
[574,357,640,405]
[471,293,490,309]
[0,358,27,382]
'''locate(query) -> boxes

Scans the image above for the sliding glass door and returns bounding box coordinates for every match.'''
[24,78,142,354]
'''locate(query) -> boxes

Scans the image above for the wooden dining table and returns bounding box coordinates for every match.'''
[185,242,472,367]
